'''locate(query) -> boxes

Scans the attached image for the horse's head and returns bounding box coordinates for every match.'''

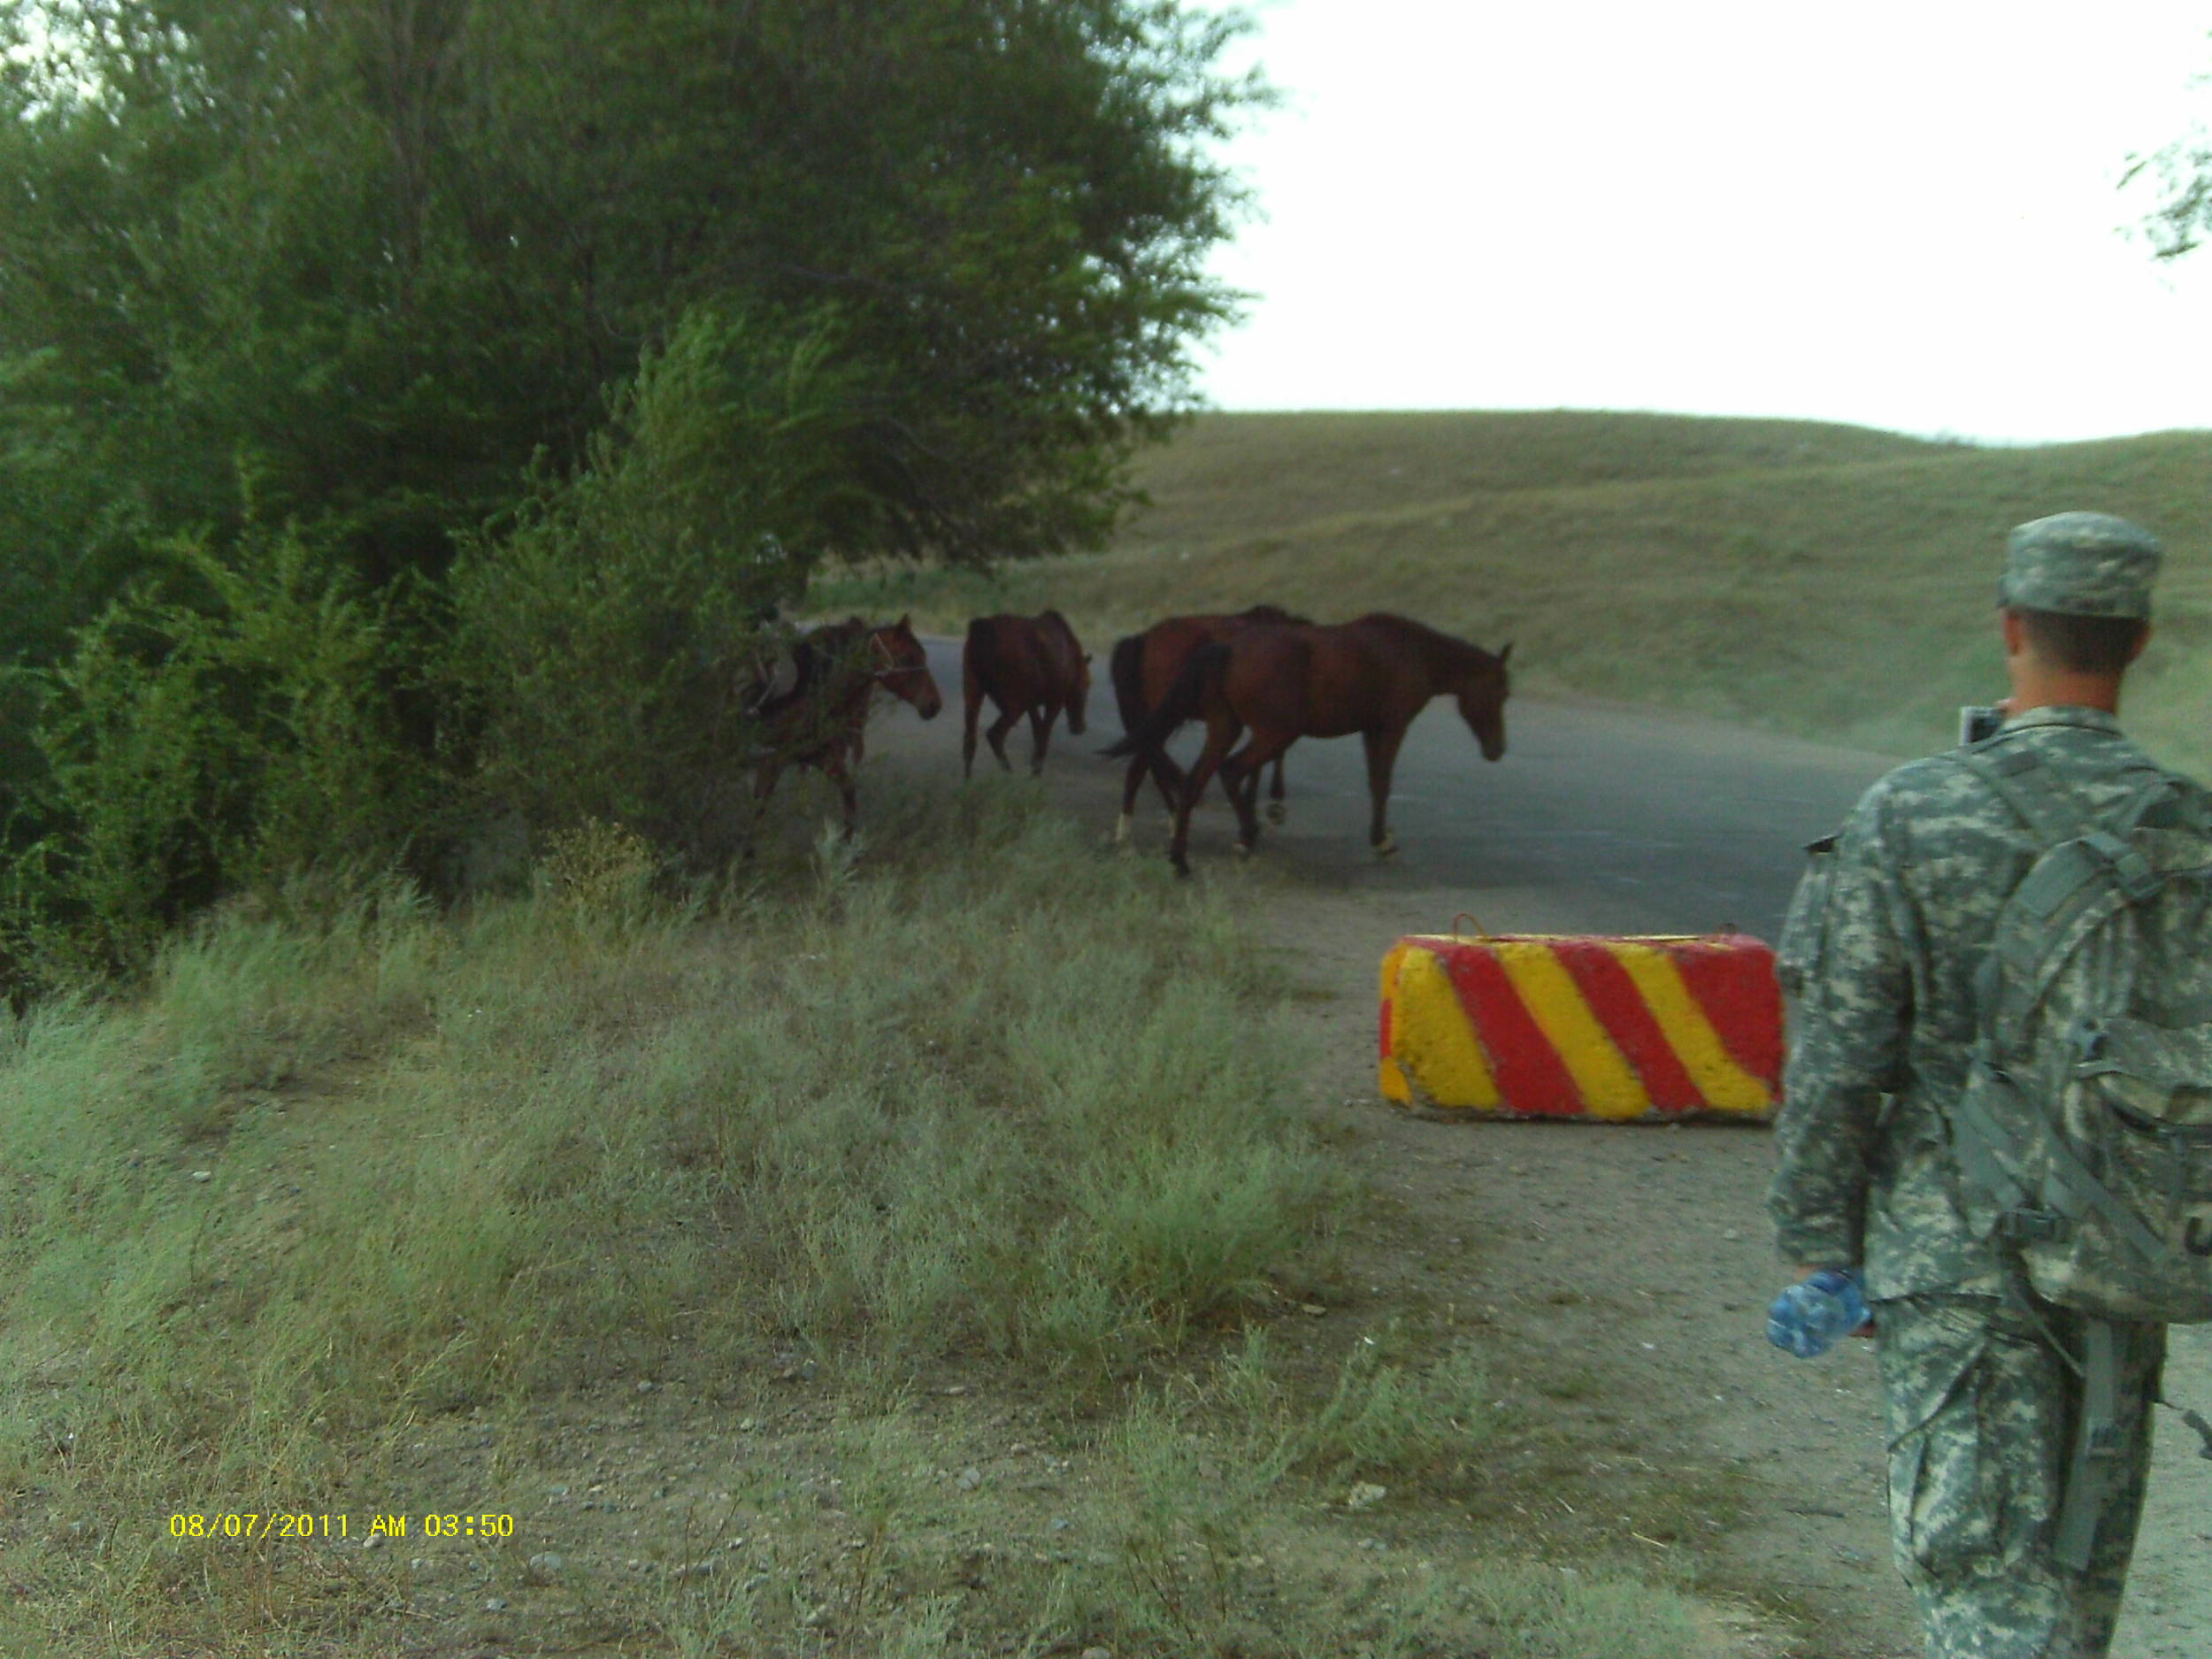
[870,616,942,719]
[1456,641,1511,762]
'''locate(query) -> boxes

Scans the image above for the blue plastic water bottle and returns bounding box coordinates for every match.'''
[1766,1268,1869,1358]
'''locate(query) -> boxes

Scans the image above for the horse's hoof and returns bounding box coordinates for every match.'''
[1374,834,1400,860]
[1113,812,1133,846]
[1232,841,1252,858]
[1265,802,1287,825]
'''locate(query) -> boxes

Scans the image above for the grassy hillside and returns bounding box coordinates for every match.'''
[817,411,2211,776]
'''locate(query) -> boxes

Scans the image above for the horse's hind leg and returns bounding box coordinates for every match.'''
[1222,730,1293,855]
[1266,757,1288,824]
[1171,716,1241,878]
[986,703,1020,772]
[1028,706,1057,775]
[1148,749,1184,815]
[962,673,986,780]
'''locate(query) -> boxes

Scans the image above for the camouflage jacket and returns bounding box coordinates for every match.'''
[1767,706,2201,1300]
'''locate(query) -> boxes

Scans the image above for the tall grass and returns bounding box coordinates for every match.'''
[0,783,1341,1652]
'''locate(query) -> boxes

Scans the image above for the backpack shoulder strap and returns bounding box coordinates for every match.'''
[1951,742,2104,850]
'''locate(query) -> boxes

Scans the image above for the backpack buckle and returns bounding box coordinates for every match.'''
[2083,831,2162,903]
[2003,1209,2066,1244]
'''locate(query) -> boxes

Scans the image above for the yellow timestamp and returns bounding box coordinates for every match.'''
[167,1512,517,1540]
[168,1513,351,1540]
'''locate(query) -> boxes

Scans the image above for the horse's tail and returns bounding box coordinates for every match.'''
[1102,640,1225,759]
[1108,633,1148,733]
[964,616,996,695]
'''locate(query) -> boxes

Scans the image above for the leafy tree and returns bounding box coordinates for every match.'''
[0,0,1263,604]
[0,0,1263,981]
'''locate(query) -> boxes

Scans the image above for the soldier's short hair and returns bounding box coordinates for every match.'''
[2011,606,2149,675]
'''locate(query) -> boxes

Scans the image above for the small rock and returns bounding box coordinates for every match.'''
[738,1417,758,1432]
[1299,1302,1327,1317]
[956,1466,983,1491]
[636,1379,656,1394]
[1081,1648,1112,1659]
[409,1558,426,1571]
[548,1484,569,1497]
[362,1532,382,1551]
[527,1552,565,1576]
[1722,1228,1741,1241]
[1345,1482,1387,1510]
[940,1384,967,1396]
[483,1597,507,1612]
[190,1171,211,1183]
[1049,1517,1071,1532]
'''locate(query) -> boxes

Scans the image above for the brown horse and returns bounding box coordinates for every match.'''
[962,611,1092,779]
[1110,612,1511,875]
[1104,604,1306,843]
[748,615,942,833]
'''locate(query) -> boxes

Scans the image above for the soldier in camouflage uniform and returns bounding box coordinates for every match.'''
[1770,511,2193,1658]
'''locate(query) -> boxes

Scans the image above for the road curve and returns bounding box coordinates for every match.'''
[887,634,1897,941]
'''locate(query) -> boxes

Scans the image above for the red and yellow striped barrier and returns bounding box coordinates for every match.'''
[1379,933,1782,1120]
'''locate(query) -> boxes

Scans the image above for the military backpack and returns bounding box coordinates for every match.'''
[1946,739,2212,1325]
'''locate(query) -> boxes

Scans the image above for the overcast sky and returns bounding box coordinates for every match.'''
[1188,2,2212,443]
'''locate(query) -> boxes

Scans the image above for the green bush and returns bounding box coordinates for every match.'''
[5,525,444,983]
[444,303,872,859]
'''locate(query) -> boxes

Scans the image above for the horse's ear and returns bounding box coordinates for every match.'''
[898,613,910,628]
[1499,641,1514,666]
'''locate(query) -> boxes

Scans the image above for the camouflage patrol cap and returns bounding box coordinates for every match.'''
[2000,511,2162,619]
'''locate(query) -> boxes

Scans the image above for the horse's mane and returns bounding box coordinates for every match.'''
[1353,611,1502,666]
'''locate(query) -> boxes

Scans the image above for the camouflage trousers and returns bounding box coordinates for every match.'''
[1873,1293,2166,1659]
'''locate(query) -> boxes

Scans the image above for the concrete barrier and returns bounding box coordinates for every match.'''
[1379,933,1782,1120]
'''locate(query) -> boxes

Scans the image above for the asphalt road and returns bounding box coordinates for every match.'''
[891,634,1900,941]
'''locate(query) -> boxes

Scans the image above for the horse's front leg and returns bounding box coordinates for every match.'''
[1118,750,1149,844]
[1362,725,1409,857]
[1266,757,1288,824]
[743,757,788,858]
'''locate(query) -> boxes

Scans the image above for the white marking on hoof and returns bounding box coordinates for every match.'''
[1233,841,1253,858]
[1375,833,1400,859]
[1114,811,1133,845]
